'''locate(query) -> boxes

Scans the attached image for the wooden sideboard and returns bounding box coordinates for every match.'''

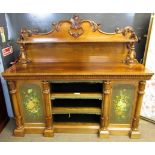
[2,15,153,139]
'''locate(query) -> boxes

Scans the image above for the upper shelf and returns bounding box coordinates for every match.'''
[17,15,138,44]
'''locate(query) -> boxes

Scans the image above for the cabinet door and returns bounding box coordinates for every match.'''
[17,81,45,123]
[109,82,137,124]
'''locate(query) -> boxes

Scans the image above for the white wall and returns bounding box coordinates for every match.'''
[141,15,155,120]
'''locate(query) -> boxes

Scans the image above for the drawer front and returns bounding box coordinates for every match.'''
[109,82,137,124]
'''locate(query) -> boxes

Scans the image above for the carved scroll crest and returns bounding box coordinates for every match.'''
[68,15,84,38]
[52,15,101,38]
[115,26,138,40]
[20,28,38,40]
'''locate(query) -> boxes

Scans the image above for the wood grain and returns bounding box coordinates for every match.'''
[51,92,102,100]
[53,107,101,114]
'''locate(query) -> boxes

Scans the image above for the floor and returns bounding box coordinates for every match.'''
[0,119,155,142]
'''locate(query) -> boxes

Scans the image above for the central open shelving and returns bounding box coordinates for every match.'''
[50,81,103,129]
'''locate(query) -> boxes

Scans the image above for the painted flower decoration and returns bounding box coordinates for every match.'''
[113,89,130,120]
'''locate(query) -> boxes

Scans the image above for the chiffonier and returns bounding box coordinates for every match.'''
[2,15,153,139]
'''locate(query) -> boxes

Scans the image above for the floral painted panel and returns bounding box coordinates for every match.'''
[19,83,44,123]
[110,84,135,124]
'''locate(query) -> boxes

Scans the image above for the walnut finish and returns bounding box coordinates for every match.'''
[130,81,146,139]
[2,15,154,139]
[8,81,24,136]
[42,81,54,137]
[99,81,111,138]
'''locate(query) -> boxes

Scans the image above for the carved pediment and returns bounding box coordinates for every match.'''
[18,15,138,43]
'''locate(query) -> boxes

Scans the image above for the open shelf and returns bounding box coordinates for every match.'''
[53,107,101,115]
[51,92,102,100]
[53,114,100,123]
[51,81,103,127]
[52,99,101,107]
[51,82,103,93]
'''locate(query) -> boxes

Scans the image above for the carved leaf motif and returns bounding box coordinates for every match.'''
[20,28,38,40]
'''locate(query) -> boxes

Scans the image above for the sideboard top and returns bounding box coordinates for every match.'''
[17,15,138,44]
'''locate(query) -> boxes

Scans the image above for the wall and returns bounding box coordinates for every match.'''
[0,13,13,117]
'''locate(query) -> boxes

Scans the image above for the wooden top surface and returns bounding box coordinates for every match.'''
[2,62,153,79]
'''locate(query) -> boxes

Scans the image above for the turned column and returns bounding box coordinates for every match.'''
[8,81,24,136]
[99,81,111,138]
[130,81,146,139]
[18,44,31,64]
[124,42,138,65]
[42,81,54,137]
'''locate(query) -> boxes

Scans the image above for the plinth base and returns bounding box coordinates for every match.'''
[13,128,25,137]
[99,129,109,138]
[43,129,54,137]
[129,130,141,139]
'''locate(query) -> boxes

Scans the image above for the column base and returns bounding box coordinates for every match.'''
[43,129,54,137]
[129,130,141,139]
[13,128,25,137]
[99,129,109,138]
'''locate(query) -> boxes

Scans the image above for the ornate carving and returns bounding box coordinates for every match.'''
[123,42,138,65]
[68,15,83,38]
[122,26,137,40]
[19,15,102,39]
[115,26,138,40]
[8,81,17,94]
[90,22,101,32]
[4,74,152,81]
[19,44,31,64]
[20,28,38,40]
[18,16,138,41]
